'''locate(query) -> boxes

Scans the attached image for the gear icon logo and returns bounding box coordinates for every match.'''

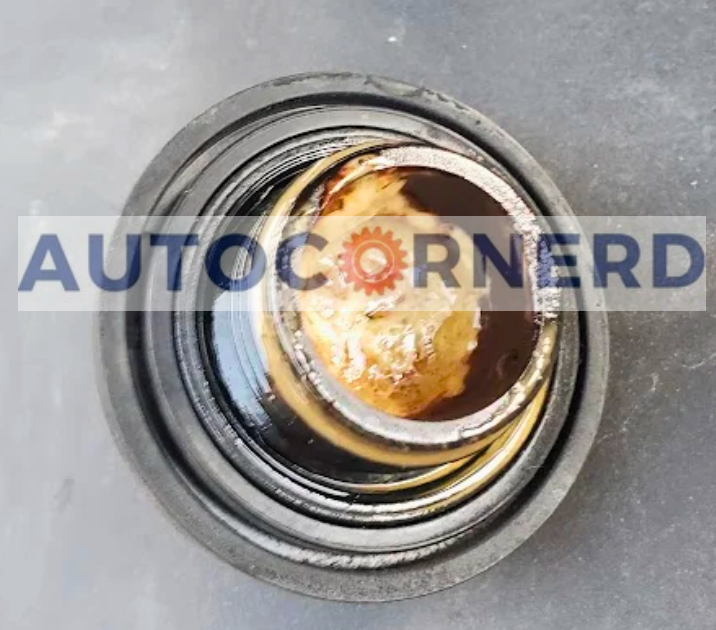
[339,226,409,296]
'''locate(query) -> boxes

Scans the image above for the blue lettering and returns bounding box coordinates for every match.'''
[276,232,328,290]
[473,233,524,288]
[653,234,705,288]
[150,234,199,291]
[538,233,581,288]
[89,234,142,291]
[414,234,459,288]
[205,234,265,291]
[18,234,79,291]
[593,234,641,288]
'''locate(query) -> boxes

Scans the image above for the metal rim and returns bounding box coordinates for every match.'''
[259,142,560,465]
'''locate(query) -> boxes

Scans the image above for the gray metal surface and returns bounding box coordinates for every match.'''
[4,1,715,628]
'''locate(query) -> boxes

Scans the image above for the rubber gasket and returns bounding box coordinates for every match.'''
[97,73,609,601]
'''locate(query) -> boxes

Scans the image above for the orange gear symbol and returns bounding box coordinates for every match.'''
[339,226,409,296]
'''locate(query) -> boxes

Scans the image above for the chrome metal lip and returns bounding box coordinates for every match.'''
[259,142,561,462]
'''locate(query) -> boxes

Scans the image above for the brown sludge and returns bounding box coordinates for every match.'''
[297,160,485,418]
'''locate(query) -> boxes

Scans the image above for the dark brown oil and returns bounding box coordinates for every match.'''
[400,168,537,421]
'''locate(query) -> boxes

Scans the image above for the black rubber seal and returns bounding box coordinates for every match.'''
[97,73,609,601]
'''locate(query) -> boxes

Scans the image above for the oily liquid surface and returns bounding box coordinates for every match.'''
[301,165,537,422]
[403,169,536,420]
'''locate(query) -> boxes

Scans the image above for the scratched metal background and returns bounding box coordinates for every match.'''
[4,1,716,628]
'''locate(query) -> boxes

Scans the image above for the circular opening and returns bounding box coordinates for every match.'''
[257,144,560,463]
[295,163,540,422]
